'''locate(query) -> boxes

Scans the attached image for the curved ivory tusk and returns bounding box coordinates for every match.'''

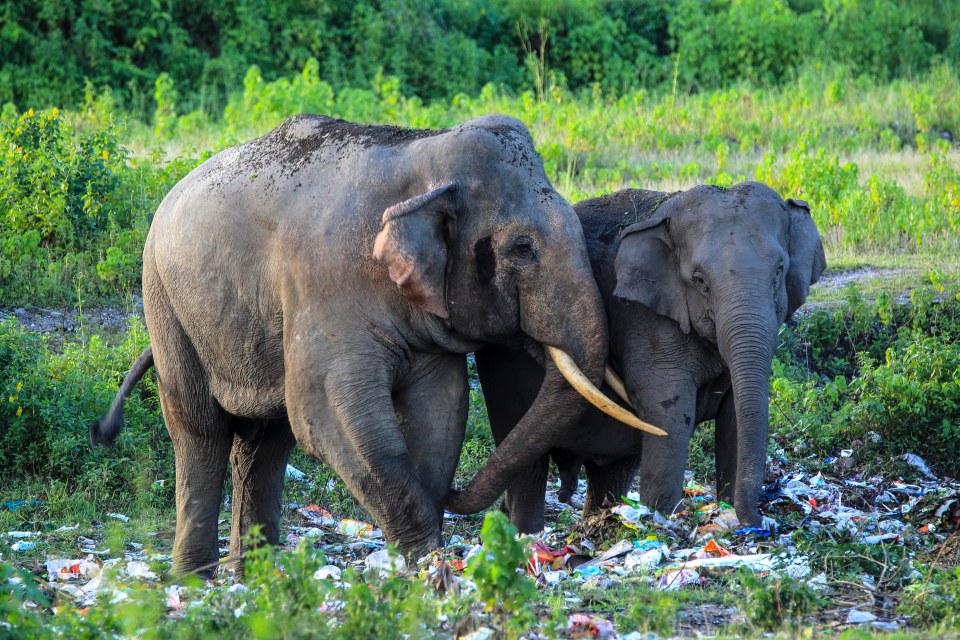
[547,346,666,436]
[604,366,634,408]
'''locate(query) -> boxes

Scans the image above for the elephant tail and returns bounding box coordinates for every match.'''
[90,346,154,446]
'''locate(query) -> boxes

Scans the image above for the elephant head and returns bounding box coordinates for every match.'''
[367,116,660,515]
[613,181,826,525]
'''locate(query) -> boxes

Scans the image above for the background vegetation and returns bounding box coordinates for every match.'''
[3,0,960,116]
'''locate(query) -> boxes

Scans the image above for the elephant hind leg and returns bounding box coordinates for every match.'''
[152,336,232,578]
[146,276,232,578]
[228,418,296,574]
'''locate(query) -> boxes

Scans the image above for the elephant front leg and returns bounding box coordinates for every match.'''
[714,390,738,506]
[392,354,468,514]
[286,361,444,561]
[228,419,296,574]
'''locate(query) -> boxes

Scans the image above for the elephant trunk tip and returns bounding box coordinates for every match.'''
[443,487,486,515]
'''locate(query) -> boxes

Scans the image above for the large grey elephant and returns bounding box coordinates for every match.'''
[450,182,825,532]
[92,114,659,576]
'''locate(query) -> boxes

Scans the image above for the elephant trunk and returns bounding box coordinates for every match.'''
[446,280,610,514]
[715,294,779,528]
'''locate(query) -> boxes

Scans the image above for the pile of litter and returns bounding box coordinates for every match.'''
[4,453,959,637]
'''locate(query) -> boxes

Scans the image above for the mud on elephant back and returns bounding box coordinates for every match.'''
[461,181,826,534]
[91,113,659,576]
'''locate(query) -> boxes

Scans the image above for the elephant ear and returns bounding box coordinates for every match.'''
[373,183,457,318]
[785,198,827,320]
[613,217,691,334]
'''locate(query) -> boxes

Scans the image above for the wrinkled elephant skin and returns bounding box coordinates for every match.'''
[477,182,826,533]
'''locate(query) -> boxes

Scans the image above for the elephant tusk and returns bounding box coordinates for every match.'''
[547,346,666,436]
[604,365,634,408]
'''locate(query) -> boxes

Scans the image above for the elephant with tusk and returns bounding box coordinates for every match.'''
[453,182,825,533]
[91,114,658,576]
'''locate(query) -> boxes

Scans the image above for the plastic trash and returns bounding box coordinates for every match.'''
[165,585,183,611]
[46,559,101,582]
[285,464,306,480]
[567,613,615,639]
[1,499,41,511]
[861,533,900,545]
[901,453,936,478]
[846,609,878,624]
[11,540,36,551]
[107,512,129,523]
[298,505,336,527]
[313,565,343,580]
[612,503,651,527]
[670,552,810,579]
[623,547,662,573]
[657,568,702,590]
[573,539,634,574]
[364,548,407,577]
[336,519,377,538]
[125,560,158,579]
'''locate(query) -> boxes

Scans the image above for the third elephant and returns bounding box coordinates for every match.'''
[475,182,826,533]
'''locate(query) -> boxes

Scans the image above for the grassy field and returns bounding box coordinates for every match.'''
[3,60,960,637]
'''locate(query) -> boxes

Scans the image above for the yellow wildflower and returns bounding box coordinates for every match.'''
[51,107,60,118]
[16,381,22,392]
[8,395,14,403]
[16,407,22,417]
[27,108,34,117]
[102,149,109,160]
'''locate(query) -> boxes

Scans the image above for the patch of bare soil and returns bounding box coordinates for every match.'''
[814,267,914,291]
[0,303,143,349]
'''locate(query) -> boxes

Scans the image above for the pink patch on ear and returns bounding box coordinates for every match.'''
[374,225,449,319]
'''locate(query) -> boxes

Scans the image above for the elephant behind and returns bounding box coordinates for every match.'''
[471,182,826,532]
[92,114,659,575]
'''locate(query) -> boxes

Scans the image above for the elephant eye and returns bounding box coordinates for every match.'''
[511,236,537,261]
[774,263,785,286]
[692,271,709,295]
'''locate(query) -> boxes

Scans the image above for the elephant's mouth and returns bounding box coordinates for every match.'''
[546,346,666,436]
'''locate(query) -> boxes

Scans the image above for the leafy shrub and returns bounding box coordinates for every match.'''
[3,0,958,116]
[738,570,822,631]
[899,566,960,630]
[772,281,960,475]
[0,317,168,507]
[465,511,537,634]
[0,106,198,303]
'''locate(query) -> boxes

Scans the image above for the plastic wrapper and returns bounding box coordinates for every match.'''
[567,613,615,638]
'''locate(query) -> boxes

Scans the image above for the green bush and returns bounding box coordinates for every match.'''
[738,570,822,631]
[772,281,960,475]
[0,106,198,304]
[465,511,537,635]
[0,317,168,507]
[899,566,960,630]
[3,0,958,117]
